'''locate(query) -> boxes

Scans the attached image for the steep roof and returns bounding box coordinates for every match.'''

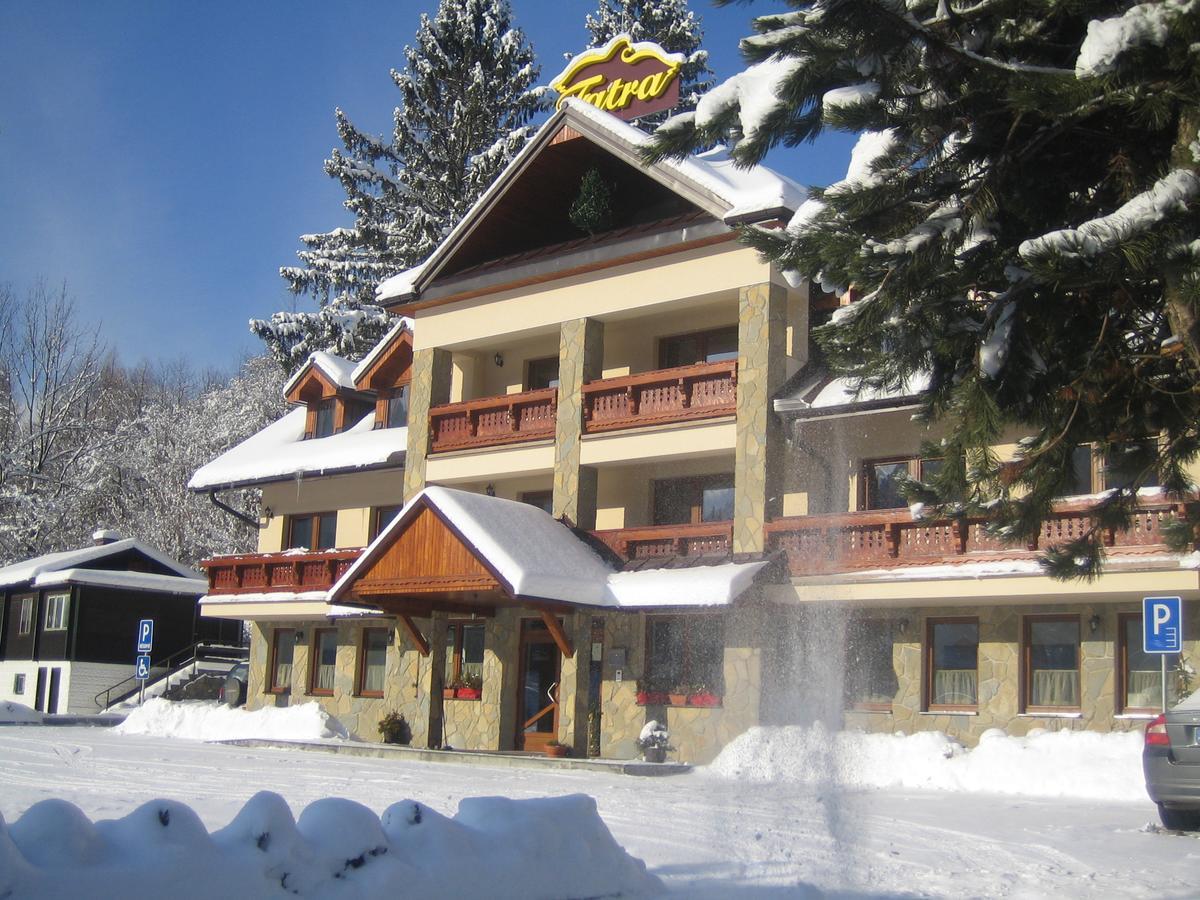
[376,100,805,304]
[282,351,358,399]
[188,407,406,491]
[0,538,202,592]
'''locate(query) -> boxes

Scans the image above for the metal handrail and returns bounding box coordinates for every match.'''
[92,641,248,712]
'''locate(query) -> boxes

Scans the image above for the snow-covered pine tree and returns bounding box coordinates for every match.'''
[580,0,713,128]
[647,0,1200,577]
[257,0,546,374]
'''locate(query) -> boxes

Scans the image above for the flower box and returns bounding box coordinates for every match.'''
[455,686,482,700]
[667,692,688,707]
[636,690,668,706]
[687,692,721,707]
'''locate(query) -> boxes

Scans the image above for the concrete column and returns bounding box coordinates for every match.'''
[734,282,788,553]
[404,347,453,501]
[553,318,604,528]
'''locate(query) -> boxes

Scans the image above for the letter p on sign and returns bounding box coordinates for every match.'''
[1142,596,1183,654]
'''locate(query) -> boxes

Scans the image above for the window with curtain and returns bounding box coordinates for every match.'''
[269,629,295,692]
[358,628,389,697]
[311,629,338,695]
[926,618,979,709]
[1120,613,1179,712]
[1025,617,1080,710]
[444,622,485,688]
[844,619,896,710]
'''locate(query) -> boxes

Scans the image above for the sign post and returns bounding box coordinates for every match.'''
[1143,596,1183,713]
[136,619,154,706]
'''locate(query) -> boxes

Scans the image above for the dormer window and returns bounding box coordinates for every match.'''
[312,400,335,439]
[386,386,410,428]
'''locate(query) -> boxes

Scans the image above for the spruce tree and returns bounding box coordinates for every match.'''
[580,0,713,127]
[256,0,546,374]
[647,0,1200,577]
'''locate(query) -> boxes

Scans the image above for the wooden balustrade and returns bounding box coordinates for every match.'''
[429,387,557,453]
[763,498,1195,577]
[202,549,363,594]
[592,521,734,560]
[582,360,736,433]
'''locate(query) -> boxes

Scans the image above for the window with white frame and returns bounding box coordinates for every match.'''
[43,592,69,631]
[17,596,34,636]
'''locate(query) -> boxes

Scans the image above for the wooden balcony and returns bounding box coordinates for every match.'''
[201,549,363,594]
[763,497,1197,577]
[582,360,736,434]
[593,521,734,560]
[429,387,557,453]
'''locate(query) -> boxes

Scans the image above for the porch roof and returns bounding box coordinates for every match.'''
[329,486,771,613]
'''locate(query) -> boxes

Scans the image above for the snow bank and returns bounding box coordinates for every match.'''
[0,791,662,900]
[0,702,43,724]
[115,699,347,742]
[707,724,1147,802]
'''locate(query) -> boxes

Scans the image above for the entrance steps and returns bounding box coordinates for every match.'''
[215,738,692,777]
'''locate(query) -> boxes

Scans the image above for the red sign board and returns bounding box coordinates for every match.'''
[551,35,684,122]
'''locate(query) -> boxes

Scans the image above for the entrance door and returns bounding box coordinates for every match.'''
[47,668,62,715]
[517,619,561,752]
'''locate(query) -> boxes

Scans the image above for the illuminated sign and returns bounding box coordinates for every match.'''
[551,35,684,122]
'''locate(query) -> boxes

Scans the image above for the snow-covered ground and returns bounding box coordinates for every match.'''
[2,704,1198,898]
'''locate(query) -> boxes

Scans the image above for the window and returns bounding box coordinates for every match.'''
[357,628,389,697]
[268,629,295,693]
[310,629,338,695]
[311,400,335,439]
[519,490,554,515]
[925,618,979,710]
[658,326,739,368]
[1104,438,1161,491]
[1060,445,1095,496]
[862,457,943,510]
[371,505,403,541]
[526,357,560,390]
[844,619,896,710]
[444,621,485,690]
[1119,612,1180,712]
[13,674,26,695]
[652,474,735,525]
[43,592,69,632]
[1024,616,1080,711]
[645,615,724,693]
[16,596,34,636]
[385,385,409,428]
[288,512,337,551]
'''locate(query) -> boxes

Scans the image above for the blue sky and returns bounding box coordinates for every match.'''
[0,1,855,372]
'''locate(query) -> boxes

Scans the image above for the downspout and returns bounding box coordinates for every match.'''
[205,490,262,530]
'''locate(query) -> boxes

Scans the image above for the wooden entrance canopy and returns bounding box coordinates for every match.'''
[330,496,575,658]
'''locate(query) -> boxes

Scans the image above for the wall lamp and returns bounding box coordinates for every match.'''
[896,618,909,636]
[294,629,305,645]
[494,352,504,367]
[485,484,496,497]
[1088,614,1101,634]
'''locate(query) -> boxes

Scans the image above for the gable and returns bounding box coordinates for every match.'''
[353,327,413,392]
[284,365,340,405]
[346,506,502,598]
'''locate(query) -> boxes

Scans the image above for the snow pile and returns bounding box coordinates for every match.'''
[115,699,347,742]
[707,724,1147,802]
[0,791,662,900]
[0,702,43,724]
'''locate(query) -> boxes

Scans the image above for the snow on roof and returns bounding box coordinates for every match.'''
[188,408,406,491]
[376,102,805,302]
[332,486,767,610]
[200,591,378,618]
[33,568,207,595]
[350,316,414,384]
[0,538,199,589]
[774,369,930,416]
[282,350,358,397]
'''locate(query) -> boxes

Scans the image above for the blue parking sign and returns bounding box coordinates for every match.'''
[1143,596,1183,654]
[136,619,154,653]
[135,654,152,680]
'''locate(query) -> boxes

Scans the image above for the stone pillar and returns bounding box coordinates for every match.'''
[553,318,604,528]
[734,282,788,553]
[404,347,453,501]
[415,612,449,749]
[560,612,594,756]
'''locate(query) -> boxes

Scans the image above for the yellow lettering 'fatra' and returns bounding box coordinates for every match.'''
[551,35,683,115]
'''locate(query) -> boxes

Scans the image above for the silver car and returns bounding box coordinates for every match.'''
[1143,691,1200,829]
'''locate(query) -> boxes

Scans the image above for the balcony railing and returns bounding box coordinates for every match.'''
[593,521,734,560]
[763,497,1196,577]
[582,360,736,434]
[429,387,557,453]
[201,549,363,594]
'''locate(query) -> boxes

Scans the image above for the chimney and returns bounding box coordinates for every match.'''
[92,529,121,546]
